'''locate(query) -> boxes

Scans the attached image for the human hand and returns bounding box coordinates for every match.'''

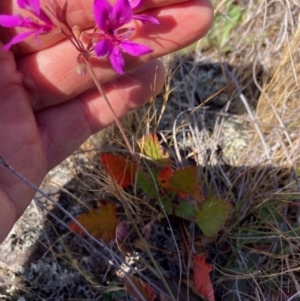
[0,0,213,243]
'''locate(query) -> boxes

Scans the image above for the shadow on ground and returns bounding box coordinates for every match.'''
[1,162,298,301]
[1,58,298,301]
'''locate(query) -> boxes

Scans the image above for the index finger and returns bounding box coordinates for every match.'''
[0,0,191,55]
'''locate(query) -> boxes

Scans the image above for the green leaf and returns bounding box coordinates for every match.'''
[136,169,159,198]
[138,134,170,166]
[195,197,232,237]
[175,201,195,220]
[203,2,244,51]
[219,5,243,47]
[160,194,174,215]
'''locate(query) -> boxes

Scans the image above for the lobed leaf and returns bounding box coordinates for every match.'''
[195,197,232,237]
[138,133,170,166]
[158,166,203,203]
[175,201,195,220]
[160,194,174,215]
[157,166,173,189]
[70,203,118,243]
[193,254,215,301]
[136,169,159,198]
[101,153,137,188]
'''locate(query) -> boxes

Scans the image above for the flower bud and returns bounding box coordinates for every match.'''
[72,25,82,40]
[76,61,86,75]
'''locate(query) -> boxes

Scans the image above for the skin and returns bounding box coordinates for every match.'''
[0,0,213,243]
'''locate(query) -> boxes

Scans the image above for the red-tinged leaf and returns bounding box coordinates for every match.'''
[195,196,233,237]
[158,166,203,203]
[125,275,156,301]
[138,134,170,166]
[70,203,118,243]
[169,166,203,202]
[157,166,174,189]
[157,167,189,199]
[193,255,215,301]
[101,153,137,188]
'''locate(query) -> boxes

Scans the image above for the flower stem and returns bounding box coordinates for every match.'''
[83,57,139,164]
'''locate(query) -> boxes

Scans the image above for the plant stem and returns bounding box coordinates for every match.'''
[83,57,140,165]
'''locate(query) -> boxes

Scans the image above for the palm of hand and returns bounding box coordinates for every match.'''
[0,0,213,243]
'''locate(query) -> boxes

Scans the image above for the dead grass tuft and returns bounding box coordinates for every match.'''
[2,0,300,300]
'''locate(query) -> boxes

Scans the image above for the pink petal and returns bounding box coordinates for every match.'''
[33,27,45,44]
[94,39,113,57]
[120,41,153,56]
[17,0,41,16]
[2,30,34,51]
[17,0,52,26]
[111,0,132,28]
[94,0,113,31]
[0,15,24,27]
[110,46,125,74]
[133,14,159,24]
[115,27,135,40]
[129,0,142,10]
[0,14,51,31]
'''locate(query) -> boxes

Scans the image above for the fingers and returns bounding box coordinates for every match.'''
[0,0,198,54]
[0,59,164,224]
[17,0,213,111]
[36,59,165,169]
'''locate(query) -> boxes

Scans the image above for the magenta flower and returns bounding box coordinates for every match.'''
[92,0,154,74]
[129,0,159,24]
[0,0,53,51]
[129,0,142,10]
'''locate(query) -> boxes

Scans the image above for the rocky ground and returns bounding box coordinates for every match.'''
[1,46,299,300]
[0,54,258,300]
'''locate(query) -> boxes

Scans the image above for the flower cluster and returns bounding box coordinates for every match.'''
[91,0,157,74]
[0,0,158,74]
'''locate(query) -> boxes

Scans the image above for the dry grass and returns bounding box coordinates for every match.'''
[2,0,300,300]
